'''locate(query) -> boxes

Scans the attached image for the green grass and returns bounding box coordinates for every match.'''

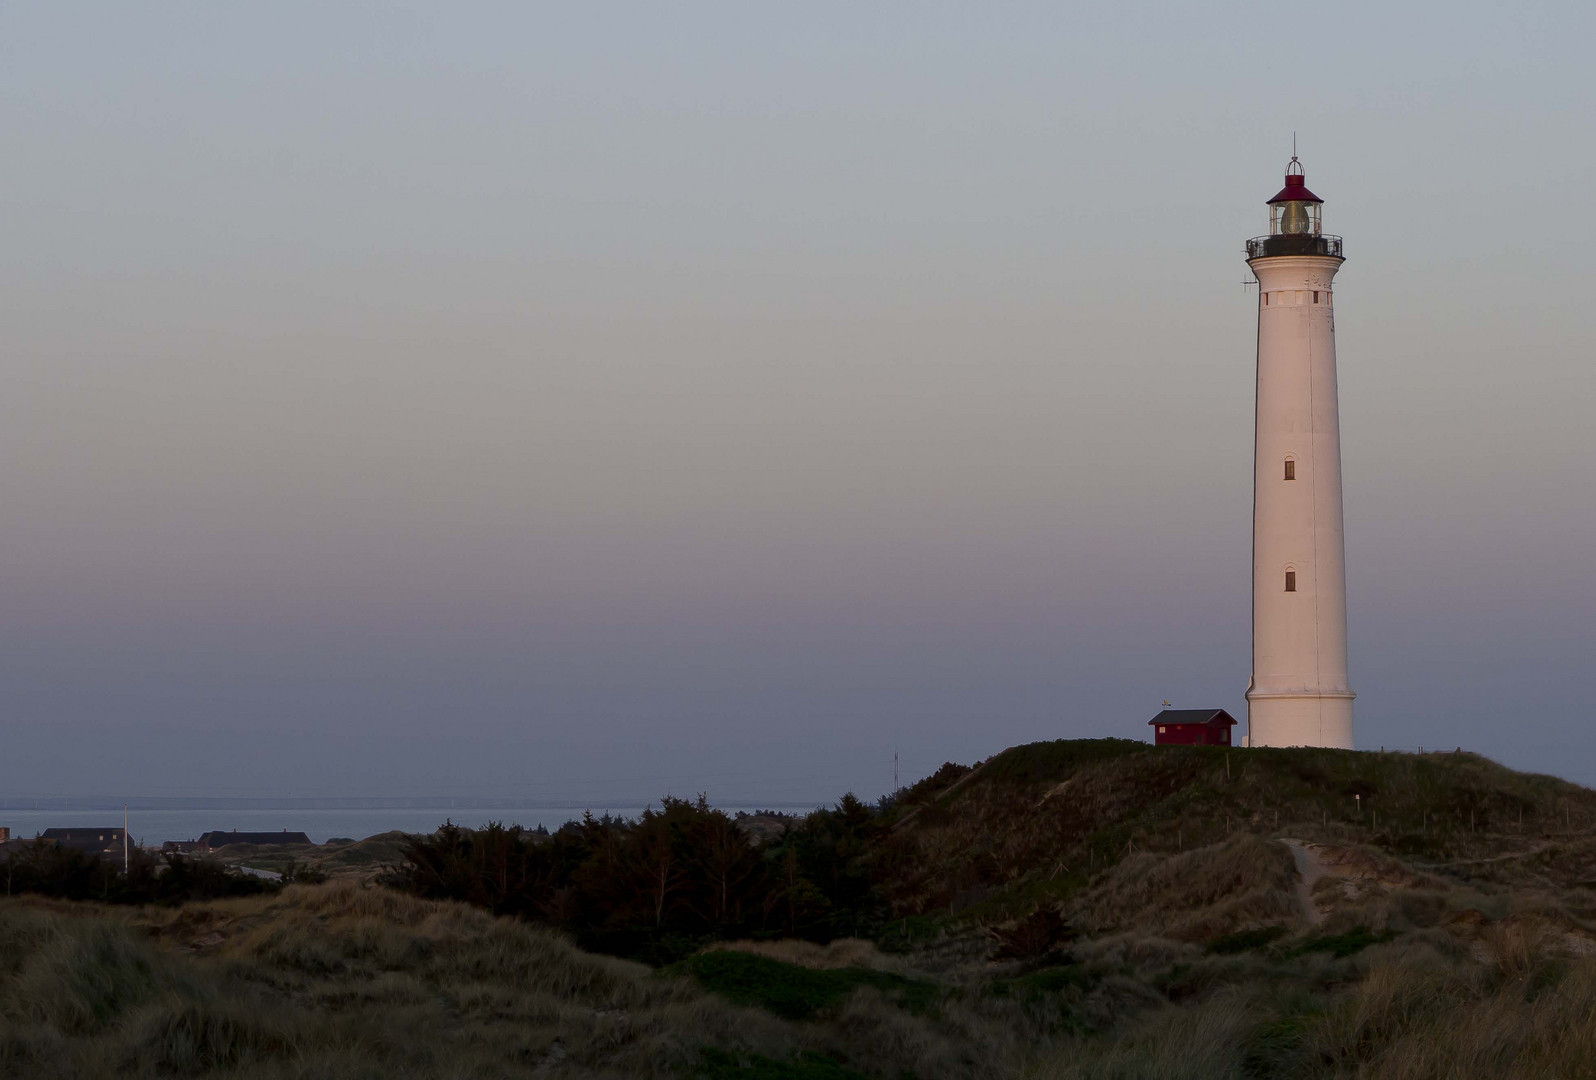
[987,964,1093,1001]
[1293,927,1398,958]
[678,951,938,1020]
[875,914,947,955]
[978,738,1149,786]
[955,741,1593,843]
[1209,925,1288,954]
[692,1048,872,1079]
[883,738,1596,944]
[1012,965,1092,995]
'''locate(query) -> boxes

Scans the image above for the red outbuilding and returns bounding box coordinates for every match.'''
[1149,709,1237,747]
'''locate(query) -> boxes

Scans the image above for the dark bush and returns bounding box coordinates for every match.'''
[387,794,899,962]
[0,844,275,905]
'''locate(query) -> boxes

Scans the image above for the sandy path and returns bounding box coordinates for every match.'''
[1279,839,1327,925]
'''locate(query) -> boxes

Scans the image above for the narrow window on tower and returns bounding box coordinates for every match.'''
[1313,290,1320,303]
[1284,457,1296,480]
[1285,570,1297,592]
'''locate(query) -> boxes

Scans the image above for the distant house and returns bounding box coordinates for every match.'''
[39,828,127,856]
[1149,709,1237,747]
[196,829,312,852]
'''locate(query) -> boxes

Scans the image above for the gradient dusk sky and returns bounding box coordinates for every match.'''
[1,3,1592,803]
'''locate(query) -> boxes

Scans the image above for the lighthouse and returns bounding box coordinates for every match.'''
[1244,158,1355,748]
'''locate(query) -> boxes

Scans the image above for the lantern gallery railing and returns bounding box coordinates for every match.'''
[1246,234,1344,259]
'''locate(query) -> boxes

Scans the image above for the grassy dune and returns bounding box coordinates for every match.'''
[882,740,1596,928]
[5,742,1596,1077]
[0,883,1048,1079]
[5,867,1596,1078]
[203,832,412,880]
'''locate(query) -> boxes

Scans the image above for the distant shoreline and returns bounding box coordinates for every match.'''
[0,802,813,847]
[0,796,824,812]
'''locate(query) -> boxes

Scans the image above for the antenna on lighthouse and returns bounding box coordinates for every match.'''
[1285,135,1305,178]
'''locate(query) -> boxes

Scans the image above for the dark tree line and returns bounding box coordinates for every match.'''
[0,842,276,904]
[388,794,903,963]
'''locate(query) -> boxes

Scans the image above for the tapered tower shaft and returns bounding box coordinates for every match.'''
[1245,160,1354,748]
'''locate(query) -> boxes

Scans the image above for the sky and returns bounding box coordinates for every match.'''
[0,3,1592,804]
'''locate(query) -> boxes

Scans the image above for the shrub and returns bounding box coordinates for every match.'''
[389,794,900,961]
[0,845,275,906]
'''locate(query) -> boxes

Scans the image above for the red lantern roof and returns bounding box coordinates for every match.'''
[1268,172,1322,205]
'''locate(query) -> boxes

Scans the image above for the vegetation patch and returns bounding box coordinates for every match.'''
[1012,965,1092,995]
[1071,834,1300,942]
[0,845,275,906]
[678,951,937,1020]
[692,1048,871,1080]
[388,794,905,962]
[1209,925,1288,954]
[1292,927,1398,958]
[875,914,945,955]
[978,738,1149,787]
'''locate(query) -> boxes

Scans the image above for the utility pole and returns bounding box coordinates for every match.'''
[123,805,129,875]
[893,749,898,793]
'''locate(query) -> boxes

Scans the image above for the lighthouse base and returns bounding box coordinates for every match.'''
[1245,691,1354,749]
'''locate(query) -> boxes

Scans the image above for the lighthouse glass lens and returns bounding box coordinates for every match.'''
[1280,201,1311,235]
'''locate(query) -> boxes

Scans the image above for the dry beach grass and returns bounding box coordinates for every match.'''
[0,883,1041,1079]
[7,860,1596,1078]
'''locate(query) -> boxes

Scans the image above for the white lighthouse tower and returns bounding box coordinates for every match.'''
[1244,158,1355,748]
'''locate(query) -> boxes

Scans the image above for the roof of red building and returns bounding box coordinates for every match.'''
[1148,709,1237,726]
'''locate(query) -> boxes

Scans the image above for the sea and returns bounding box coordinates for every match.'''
[0,799,818,847]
